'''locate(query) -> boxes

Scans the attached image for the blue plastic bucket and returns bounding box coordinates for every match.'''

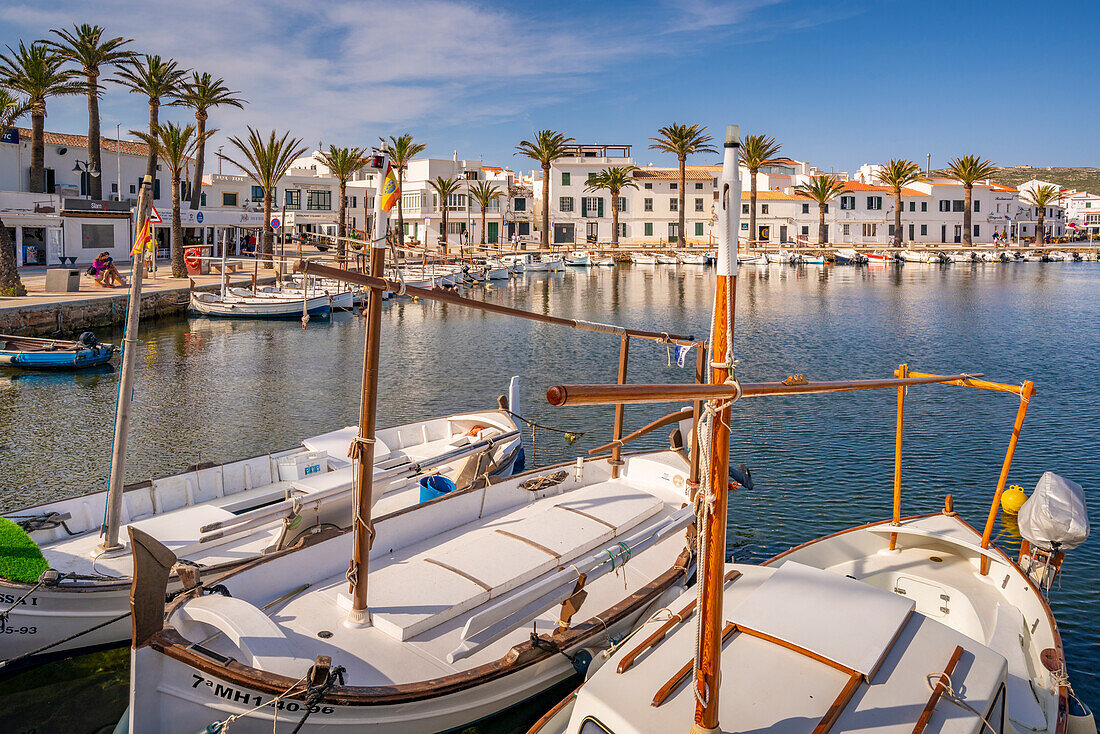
[419,475,457,503]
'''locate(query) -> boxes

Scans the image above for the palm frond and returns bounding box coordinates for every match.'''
[875,158,923,191]
[129,121,212,175]
[648,123,717,160]
[318,146,370,184]
[585,165,640,194]
[794,174,847,204]
[515,130,575,165]
[1021,184,1066,209]
[383,134,427,172]
[178,71,245,113]
[467,179,503,207]
[0,89,31,130]
[739,134,782,171]
[945,155,997,186]
[218,127,307,192]
[0,41,84,104]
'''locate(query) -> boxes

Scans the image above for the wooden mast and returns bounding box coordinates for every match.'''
[345,153,391,627]
[692,124,740,734]
[98,175,153,554]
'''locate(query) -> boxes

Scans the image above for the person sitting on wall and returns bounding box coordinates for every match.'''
[89,251,126,287]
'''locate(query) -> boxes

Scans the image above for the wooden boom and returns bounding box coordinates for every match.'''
[296,260,695,346]
[546,372,985,407]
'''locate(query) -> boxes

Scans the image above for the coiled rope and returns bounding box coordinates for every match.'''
[924,670,996,733]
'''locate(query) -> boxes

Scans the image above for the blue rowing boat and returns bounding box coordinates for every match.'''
[0,332,116,369]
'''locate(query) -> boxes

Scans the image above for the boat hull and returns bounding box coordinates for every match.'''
[0,345,114,369]
[190,293,333,319]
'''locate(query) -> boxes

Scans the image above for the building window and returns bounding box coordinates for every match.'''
[514,198,526,211]
[695,182,703,190]
[80,223,114,250]
[867,196,882,210]
[307,190,332,210]
[285,189,301,209]
[695,222,704,236]
[742,203,749,214]
[644,222,653,236]
[669,198,678,211]
[921,224,928,235]
[618,223,627,237]
[644,198,653,212]
[561,172,570,186]
[761,204,768,214]
[518,222,530,235]
[802,203,809,214]
[801,226,809,236]
[222,192,238,207]
[952,199,964,212]
[644,182,652,190]
[111,182,118,193]
[939,200,950,212]
[695,198,704,212]
[862,223,877,237]
[909,224,915,240]
[909,201,915,212]
[668,222,679,242]
[842,224,850,236]
[974,200,980,212]
[445,193,466,210]
[560,197,574,212]
[129,184,136,194]
[888,224,895,236]
[252,185,264,201]
[921,201,928,212]
[974,225,980,237]
[618,198,627,212]
[587,172,598,183]
[581,197,602,218]
[200,192,207,207]
[840,195,855,210]
[670,183,677,190]
[463,170,478,180]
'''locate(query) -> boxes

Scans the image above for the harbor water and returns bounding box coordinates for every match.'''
[1,261,1097,732]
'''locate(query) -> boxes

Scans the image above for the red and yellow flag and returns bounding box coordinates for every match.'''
[379,163,400,213]
[131,217,153,256]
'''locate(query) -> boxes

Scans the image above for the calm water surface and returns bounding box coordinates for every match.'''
[0,262,1097,732]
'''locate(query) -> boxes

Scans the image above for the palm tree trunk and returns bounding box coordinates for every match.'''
[893,189,903,246]
[818,203,826,245]
[541,163,550,247]
[145,101,160,181]
[611,191,619,248]
[171,174,185,277]
[262,192,273,265]
[337,180,347,264]
[442,209,448,255]
[749,169,758,248]
[0,216,27,296]
[962,185,973,246]
[1036,212,1045,244]
[189,113,206,210]
[678,157,686,245]
[480,207,486,245]
[30,106,45,193]
[87,73,103,200]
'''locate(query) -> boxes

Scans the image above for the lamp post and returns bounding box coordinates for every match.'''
[73,160,101,199]
[116,123,121,202]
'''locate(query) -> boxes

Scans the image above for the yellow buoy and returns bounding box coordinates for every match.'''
[1001,484,1028,515]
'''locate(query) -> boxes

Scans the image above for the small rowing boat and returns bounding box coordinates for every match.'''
[190,289,334,319]
[0,333,115,369]
[565,251,592,266]
[631,253,657,265]
[655,253,678,265]
[676,252,706,265]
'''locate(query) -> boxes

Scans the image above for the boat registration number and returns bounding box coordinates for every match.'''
[191,674,335,714]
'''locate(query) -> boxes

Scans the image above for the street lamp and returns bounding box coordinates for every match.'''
[72,160,101,199]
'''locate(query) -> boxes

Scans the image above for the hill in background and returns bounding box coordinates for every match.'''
[929,166,1100,193]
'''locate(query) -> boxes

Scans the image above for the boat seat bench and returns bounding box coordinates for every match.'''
[988,603,1046,732]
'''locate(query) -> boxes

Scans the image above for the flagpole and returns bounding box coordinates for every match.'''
[346,156,394,627]
[98,175,154,554]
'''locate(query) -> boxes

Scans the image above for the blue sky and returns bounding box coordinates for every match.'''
[0,0,1096,174]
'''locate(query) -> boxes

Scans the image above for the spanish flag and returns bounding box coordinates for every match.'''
[379,163,400,213]
[131,217,153,256]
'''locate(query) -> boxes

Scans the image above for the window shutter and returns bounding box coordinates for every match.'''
[598,198,604,218]
[581,197,587,217]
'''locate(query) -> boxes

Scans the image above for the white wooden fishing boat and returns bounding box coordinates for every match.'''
[526,254,564,272]
[676,252,706,265]
[832,248,867,264]
[866,250,895,263]
[1043,251,1067,262]
[259,286,355,310]
[800,253,825,265]
[500,254,530,272]
[592,254,615,266]
[654,253,678,265]
[566,251,592,266]
[124,448,696,733]
[190,290,334,319]
[945,251,970,263]
[736,254,766,265]
[0,404,523,669]
[896,249,922,262]
[764,250,788,264]
[630,253,657,265]
[484,260,512,280]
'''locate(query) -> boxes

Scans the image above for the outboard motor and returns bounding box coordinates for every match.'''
[78,331,99,348]
[1017,472,1090,595]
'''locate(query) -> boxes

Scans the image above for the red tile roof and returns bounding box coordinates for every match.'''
[15,127,154,158]
[843,181,930,197]
[633,165,720,181]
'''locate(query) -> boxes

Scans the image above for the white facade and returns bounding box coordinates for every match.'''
[1061,189,1100,237]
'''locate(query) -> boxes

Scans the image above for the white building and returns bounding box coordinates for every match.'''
[1060,189,1100,238]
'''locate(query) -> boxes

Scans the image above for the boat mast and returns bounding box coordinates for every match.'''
[98,175,154,554]
[692,124,740,734]
[346,152,390,627]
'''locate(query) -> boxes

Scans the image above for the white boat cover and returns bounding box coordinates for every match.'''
[1018,472,1090,551]
[729,561,914,677]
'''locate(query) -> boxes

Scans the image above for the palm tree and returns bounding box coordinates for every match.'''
[875,158,923,246]
[649,123,716,245]
[132,122,214,277]
[516,130,575,247]
[0,90,30,295]
[382,134,426,250]
[794,175,847,245]
[218,128,306,265]
[739,134,782,247]
[113,54,188,180]
[1021,184,1065,245]
[945,155,997,246]
[0,42,82,193]
[428,176,462,253]
[317,146,369,263]
[44,24,132,200]
[177,72,244,212]
[585,165,639,248]
[467,180,503,246]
